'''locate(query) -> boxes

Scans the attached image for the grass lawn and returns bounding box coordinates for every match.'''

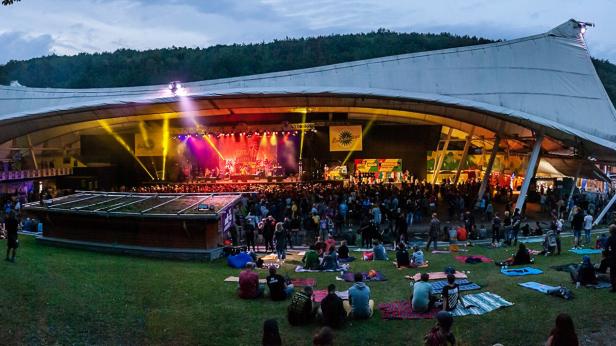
[1,236,614,345]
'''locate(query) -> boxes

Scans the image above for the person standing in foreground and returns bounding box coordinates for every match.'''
[5,211,18,263]
[426,213,440,251]
[545,313,579,346]
[583,212,593,245]
[606,224,616,293]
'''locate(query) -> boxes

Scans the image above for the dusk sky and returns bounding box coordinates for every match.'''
[1,0,615,64]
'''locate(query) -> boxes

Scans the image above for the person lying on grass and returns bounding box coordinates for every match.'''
[496,243,533,266]
[411,273,435,313]
[441,274,468,312]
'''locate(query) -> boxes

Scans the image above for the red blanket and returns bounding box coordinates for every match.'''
[454,255,493,264]
[378,301,439,320]
[290,278,316,287]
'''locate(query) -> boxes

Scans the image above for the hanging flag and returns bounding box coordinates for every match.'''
[329,125,362,152]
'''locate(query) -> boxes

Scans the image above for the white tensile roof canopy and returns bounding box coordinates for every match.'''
[1,19,616,165]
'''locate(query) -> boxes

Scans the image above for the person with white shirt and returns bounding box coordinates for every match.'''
[583,213,593,245]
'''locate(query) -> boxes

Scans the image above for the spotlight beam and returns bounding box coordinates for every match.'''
[189,118,225,160]
[97,120,155,180]
[299,109,307,160]
[342,116,376,166]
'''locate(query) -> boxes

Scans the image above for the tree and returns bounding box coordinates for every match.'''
[2,0,21,5]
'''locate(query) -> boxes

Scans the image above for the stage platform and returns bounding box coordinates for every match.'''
[148,176,300,185]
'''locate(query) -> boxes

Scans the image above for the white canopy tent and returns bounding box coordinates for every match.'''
[0,19,615,161]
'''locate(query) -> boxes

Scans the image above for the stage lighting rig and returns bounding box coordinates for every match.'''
[168,81,183,95]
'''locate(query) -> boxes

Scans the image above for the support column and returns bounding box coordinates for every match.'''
[515,133,544,212]
[476,134,501,204]
[26,135,39,170]
[453,126,475,185]
[566,161,583,211]
[593,190,616,226]
[432,127,453,185]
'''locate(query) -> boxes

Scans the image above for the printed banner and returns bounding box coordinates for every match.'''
[329,125,362,152]
[354,159,402,173]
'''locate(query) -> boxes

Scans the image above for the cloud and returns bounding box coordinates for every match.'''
[0,0,615,63]
[0,31,54,64]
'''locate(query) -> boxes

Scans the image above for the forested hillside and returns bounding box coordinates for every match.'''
[0,29,614,103]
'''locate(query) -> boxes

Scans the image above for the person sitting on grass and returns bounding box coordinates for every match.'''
[372,240,388,261]
[411,273,435,313]
[302,245,321,270]
[569,255,598,286]
[497,243,532,266]
[396,242,410,268]
[315,237,326,257]
[411,246,425,267]
[239,262,263,299]
[442,274,467,312]
[319,246,338,271]
[318,284,346,329]
[337,240,349,260]
[424,311,456,346]
[540,228,558,256]
[325,235,336,254]
[287,286,316,326]
[262,319,282,346]
[343,272,374,319]
[266,267,294,301]
[545,313,579,346]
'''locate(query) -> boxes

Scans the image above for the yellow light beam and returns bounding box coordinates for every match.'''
[190,118,225,160]
[161,116,169,180]
[97,120,155,180]
[299,109,307,160]
[342,116,376,166]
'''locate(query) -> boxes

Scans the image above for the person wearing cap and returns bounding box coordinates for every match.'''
[266,267,294,301]
[238,262,264,299]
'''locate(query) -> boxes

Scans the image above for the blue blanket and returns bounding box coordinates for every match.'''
[227,252,252,269]
[501,267,543,276]
[431,279,481,292]
[568,248,602,255]
[519,281,559,293]
[451,292,513,316]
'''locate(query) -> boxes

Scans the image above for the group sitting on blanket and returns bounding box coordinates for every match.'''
[396,243,426,268]
[287,273,375,328]
[301,243,342,271]
[410,273,468,313]
[496,243,533,266]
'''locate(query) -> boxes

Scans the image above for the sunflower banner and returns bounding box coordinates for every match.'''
[329,125,362,152]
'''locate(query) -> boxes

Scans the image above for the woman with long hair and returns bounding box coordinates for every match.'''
[546,313,579,346]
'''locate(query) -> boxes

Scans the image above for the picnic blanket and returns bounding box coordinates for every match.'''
[450,292,513,316]
[377,301,439,320]
[519,281,560,294]
[430,279,481,292]
[224,276,266,284]
[500,267,543,276]
[392,261,429,269]
[260,254,279,261]
[568,248,602,255]
[290,278,316,287]
[408,271,468,281]
[454,255,493,264]
[431,250,451,254]
[338,271,387,282]
[312,289,349,303]
[294,264,349,273]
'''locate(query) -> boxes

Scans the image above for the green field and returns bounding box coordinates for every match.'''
[1,236,614,345]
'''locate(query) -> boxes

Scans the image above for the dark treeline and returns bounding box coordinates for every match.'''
[0,29,614,103]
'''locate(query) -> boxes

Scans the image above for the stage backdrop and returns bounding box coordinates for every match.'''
[329,125,362,151]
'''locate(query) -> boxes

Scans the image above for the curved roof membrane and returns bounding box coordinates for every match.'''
[1,19,615,159]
